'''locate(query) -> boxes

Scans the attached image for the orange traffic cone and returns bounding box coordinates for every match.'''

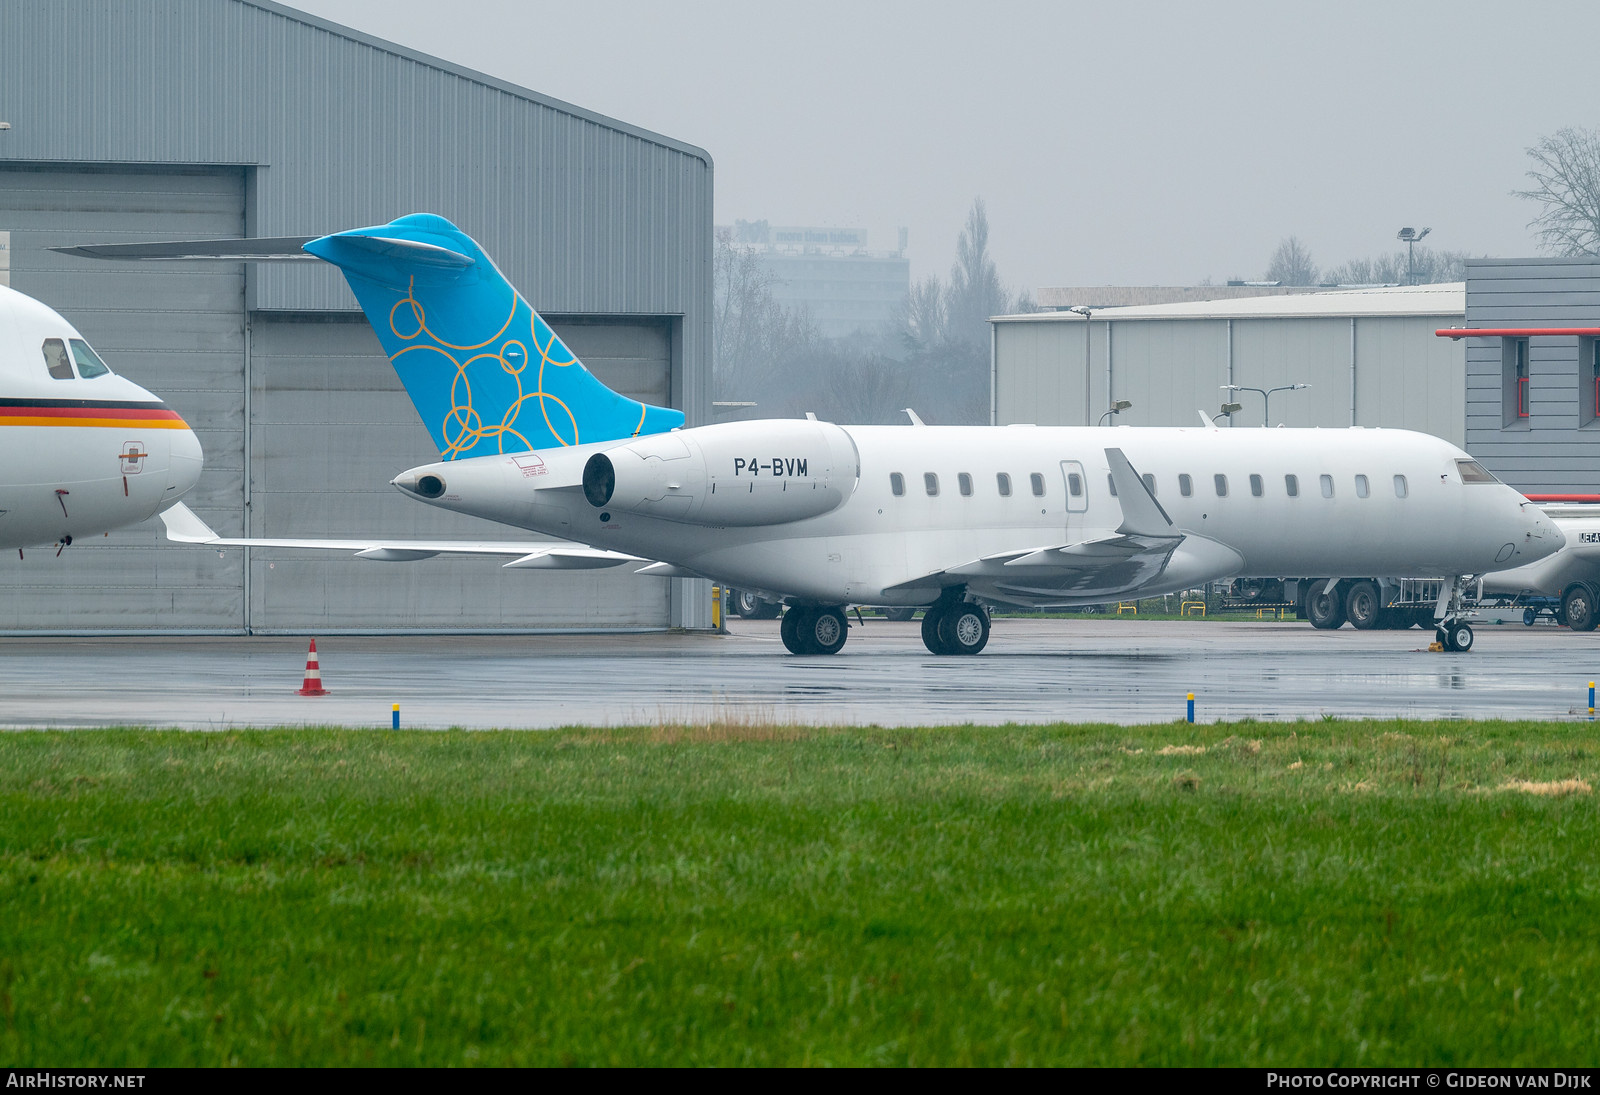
[297,638,329,696]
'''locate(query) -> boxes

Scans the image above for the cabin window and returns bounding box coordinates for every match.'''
[1285,474,1299,497]
[1107,474,1118,497]
[1066,472,1082,497]
[1178,473,1193,497]
[958,472,972,497]
[1589,338,1600,424]
[1142,473,1157,496]
[1355,474,1370,499]
[1456,459,1498,484]
[997,472,1012,497]
[1502,337,1530,427]
[890,472,905,496]
[1320,474,1334,498]
[924,472,939,497]
[1213,474,1228,497]
[1249,474,1263,497]
[1030,473,1045,497]
[41,338,74,380]
[1393,474,1408,498]
[70,339,111,379]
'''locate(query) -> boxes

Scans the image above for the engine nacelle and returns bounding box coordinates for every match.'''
[582,419,859,527]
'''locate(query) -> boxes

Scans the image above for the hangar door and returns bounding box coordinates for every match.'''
[245,314,673,631]
[0,166,247,632]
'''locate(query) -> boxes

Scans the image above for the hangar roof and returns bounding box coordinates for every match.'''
[994,282,1465,323]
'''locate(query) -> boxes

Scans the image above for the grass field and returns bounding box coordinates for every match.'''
[2,720,1598,1066]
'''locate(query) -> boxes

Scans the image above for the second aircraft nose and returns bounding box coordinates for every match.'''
[1520,502,1566,562]
[167,423,204,501]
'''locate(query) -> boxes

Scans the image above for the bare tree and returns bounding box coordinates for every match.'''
[1516,127,1600,256]
[1265,236,1319,285]
[945,198,1009,348]
[898,275,947,354]
[1322,247,1477,286]
[712,229,817,405]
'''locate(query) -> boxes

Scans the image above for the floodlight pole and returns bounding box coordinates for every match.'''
[1222,383,1310,426]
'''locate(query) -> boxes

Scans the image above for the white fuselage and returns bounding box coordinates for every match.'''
[0,285,202,550]
[396,422,1563,607]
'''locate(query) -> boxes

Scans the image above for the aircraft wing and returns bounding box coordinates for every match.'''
[157,502,643,570]
[882,446,1191,601]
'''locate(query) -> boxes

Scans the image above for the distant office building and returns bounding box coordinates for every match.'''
[725,220,910,340]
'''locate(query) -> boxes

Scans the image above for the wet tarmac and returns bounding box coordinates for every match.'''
[2,616,1597,730]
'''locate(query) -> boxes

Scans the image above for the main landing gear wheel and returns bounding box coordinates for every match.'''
[939,602,991,655]
[780,606,809,654]
[921,599,990,655]
[1436,622,1474,653]
[780,606,848,655]
[1307,584,1346,630]
[1345,580,1384,631]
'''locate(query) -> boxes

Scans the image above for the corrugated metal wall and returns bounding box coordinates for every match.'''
[994,314,1466,445]
[1465,258,1600,492]
[0,0,714,631]
[0,166,248,630]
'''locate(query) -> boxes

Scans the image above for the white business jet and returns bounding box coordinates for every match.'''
[0,283,202,552]
[71,215,1558,655]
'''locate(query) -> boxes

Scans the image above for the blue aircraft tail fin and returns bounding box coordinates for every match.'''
[304,213,684,459]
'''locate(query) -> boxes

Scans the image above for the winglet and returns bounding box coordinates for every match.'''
[1196,410,1214,428]
[1105,448,1176,538]
[157,502,221,544]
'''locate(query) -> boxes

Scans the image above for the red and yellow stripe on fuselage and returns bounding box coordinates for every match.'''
[0,399,190,429]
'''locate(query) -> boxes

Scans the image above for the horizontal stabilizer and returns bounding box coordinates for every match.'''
[303,231,476,289]
[51,238,318,262]
[156,502,636,564]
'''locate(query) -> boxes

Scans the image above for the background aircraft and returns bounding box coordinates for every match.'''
[138,215,1561,656]
[0,284,202,553]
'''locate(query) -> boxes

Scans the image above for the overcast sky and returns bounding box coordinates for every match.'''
[285,0,1600,294]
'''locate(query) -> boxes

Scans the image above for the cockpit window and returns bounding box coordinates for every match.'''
[1455,459,1498,484]
[41,338,74,380]
[70,339,111,379]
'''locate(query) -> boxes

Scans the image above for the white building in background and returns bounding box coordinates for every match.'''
[991,283,1467,445]
[726,220,911,340]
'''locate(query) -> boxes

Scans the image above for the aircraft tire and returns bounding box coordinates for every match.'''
[1345,581,1384,630]
[938,603,990,655]
[1444,622,1474,653]
[807,607,849,655]
[780,607,816,655]
[1306,584,1346,630]
[921,606,950,655]
[733,590,781,620]
[1563,585,1598,632]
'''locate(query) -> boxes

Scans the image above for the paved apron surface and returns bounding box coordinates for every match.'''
[1,618,1594,729]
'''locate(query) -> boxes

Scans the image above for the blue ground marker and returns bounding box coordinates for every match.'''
[1590,682,1595,721]
[392,703,400,731]
[1187,692,1195,724]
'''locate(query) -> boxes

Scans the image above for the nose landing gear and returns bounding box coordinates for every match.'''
[1431,576,1476,653]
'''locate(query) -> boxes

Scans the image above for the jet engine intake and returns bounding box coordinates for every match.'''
[582,419,859,527]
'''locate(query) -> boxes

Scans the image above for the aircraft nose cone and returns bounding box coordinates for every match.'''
[168,425,204,500]
[1523,504,1566,560]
